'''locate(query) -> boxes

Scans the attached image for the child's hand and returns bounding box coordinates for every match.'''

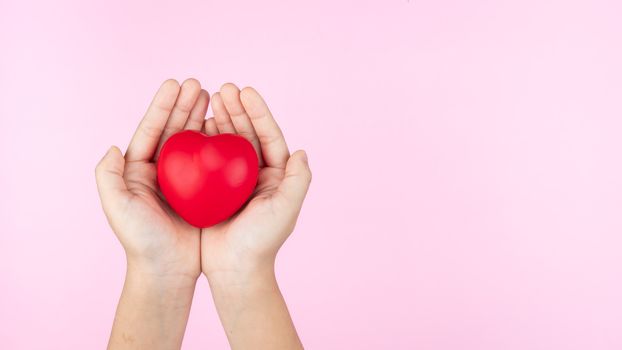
[199,83,312,279]
[96,79,208,280]
[199,84,310,349]
[95,79,211,350]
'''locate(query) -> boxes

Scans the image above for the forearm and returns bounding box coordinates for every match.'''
[108,263,197,350]
[207,263,303,350]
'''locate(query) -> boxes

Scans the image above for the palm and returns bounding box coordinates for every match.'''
[201,167,288,272]
[199,84,311,275]
[120,161,199,257]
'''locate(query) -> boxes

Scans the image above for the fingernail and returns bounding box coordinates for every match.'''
[300,150,308,163]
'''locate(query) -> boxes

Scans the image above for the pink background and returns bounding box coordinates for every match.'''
[1,0,621,349]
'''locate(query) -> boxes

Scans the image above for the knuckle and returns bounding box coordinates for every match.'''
[162,125,178,135]
[140,123,163,139]
[174,102,193,114]
[302,167,312,183]
[95,161,104,179]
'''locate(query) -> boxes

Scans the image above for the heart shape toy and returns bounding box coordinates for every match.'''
[157,130,259,228]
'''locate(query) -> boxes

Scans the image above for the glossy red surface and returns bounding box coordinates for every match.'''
[157,130,259,228]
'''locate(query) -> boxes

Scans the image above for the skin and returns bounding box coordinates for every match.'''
[95,79,311,350]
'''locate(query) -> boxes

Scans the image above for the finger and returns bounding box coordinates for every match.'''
[95,146,131,215]
[203,117,219,136]
[220,83,263,166]
[156,78,202,158]
[275,150,312,211]
[184,89,210,131]
[211,92,236,134]
[126,79,180,162]
[240,87,289,169]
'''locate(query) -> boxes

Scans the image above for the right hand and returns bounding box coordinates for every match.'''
[95,78,210,282]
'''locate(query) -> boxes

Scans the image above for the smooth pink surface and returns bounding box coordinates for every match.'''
[1,1,621,349]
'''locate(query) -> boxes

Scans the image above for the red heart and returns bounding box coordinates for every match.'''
[157,130,259,228]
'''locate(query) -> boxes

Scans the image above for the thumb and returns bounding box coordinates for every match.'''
[276,150,312,211]
[95,146,130,215]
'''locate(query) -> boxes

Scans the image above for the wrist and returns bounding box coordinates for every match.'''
[123,264,198,311]
[204,259,278,293]
[127,257,199,290]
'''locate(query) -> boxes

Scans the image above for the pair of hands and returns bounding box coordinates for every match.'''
[95,79,310,349]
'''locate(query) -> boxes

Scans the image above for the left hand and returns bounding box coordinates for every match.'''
[199,83,312,280]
